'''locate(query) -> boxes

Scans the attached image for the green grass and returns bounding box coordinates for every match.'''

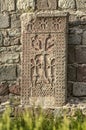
[0,107,86,130]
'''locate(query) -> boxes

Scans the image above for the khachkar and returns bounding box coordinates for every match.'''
[21,1,68,108]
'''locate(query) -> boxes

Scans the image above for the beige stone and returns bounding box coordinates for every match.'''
[58,0,75,9]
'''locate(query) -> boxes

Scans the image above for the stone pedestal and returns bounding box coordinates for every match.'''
[21,11,68,108]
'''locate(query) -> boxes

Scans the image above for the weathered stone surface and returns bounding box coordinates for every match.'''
[0,32,3,47]
[0,53,20,64]
[21,12,68,107]
[8,29,21,37]
[76,46,86,63]
[17,0,34,10]
[58,0,75,9]
[9,85,20,95]
[69,34,81,45]
[36,0,57,10]
[77,65,86,82]
[0,83,9,96]
[67,82,73,97]
[76,0,86,9]
[0,65,17,81]
[73,82,86,96]
[11,13,21,28]
[1,0,15,11]
[68,45,75,63]
[82,31,86,44]
[67,65,76,81]
[0,14,9,28]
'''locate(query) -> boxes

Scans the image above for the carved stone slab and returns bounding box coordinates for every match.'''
[76,0,86,9]
[36,0,57,10]
[73,82,86,97]
[21,11,68,108]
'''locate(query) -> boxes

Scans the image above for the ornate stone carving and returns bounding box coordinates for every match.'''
[21,12,68,107]
[36,0,57,10]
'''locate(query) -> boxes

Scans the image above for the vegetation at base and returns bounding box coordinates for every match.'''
[0,107,86,130]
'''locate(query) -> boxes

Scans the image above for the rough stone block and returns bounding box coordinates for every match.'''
[0,65,17,81]
[36,0,57,10]
[67,65,76,81]
[76,0,86,9]
[0,83,9,96]
[0,14,9,28]
[69,34,81,45]
[1,0,15,11]
[68,45,75,63]
[77,65,86,82]
[82,31,86,44]
[67,82,73,97]
[76,46,86,63]
[58,0,75,9]
[17,0,34,10]
[11,13,21,28]
[0,53,20,64]
[9,85,20,95]
[0,32,3,47]
[73,82,86,97]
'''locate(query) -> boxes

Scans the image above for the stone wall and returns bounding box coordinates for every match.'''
[0,0,86,104]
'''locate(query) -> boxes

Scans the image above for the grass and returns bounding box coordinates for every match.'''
[0,106,86,130]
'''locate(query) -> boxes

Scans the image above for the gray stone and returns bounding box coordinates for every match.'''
[82,31,86,44]
[0,53,20,64]
[76,0,86,9]
[67,65,76,81]
[0,65,17,81]
[0,14,9,28]
[11,13,21,28]
[36,0,57,10]
[58,0,75,9]
[1,0,15,11]
[17,0,34,10]
[8,29,21,37]
[73,82,86,97]
[0,32,3,46]
[69,34,81,45]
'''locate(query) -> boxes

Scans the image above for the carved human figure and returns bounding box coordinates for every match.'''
[31,35,42,51]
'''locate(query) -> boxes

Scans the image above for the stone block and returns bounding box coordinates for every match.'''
[68,45,75,63]
[0,53,20,64]
[9,85,20,95]
[11,13,21,28]
[1,0,15,11]
[82,31,86,44]
[67,65,76,81]
[0,14,9,28]
[73,82,86,97]
[67,82,73,97]
[36,0,57,10]
[21,12,68,107]
[0,32,3,47]
[58,0,75,9]
[76,0,86,9]
[76,46,86,63]
[0,83,9,96]
[77,65,86,82]
[17,0,34,10]
[0,65,17,81]
[69,34,81,45]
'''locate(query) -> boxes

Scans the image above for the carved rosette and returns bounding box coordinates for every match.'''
[21,12,68,107]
